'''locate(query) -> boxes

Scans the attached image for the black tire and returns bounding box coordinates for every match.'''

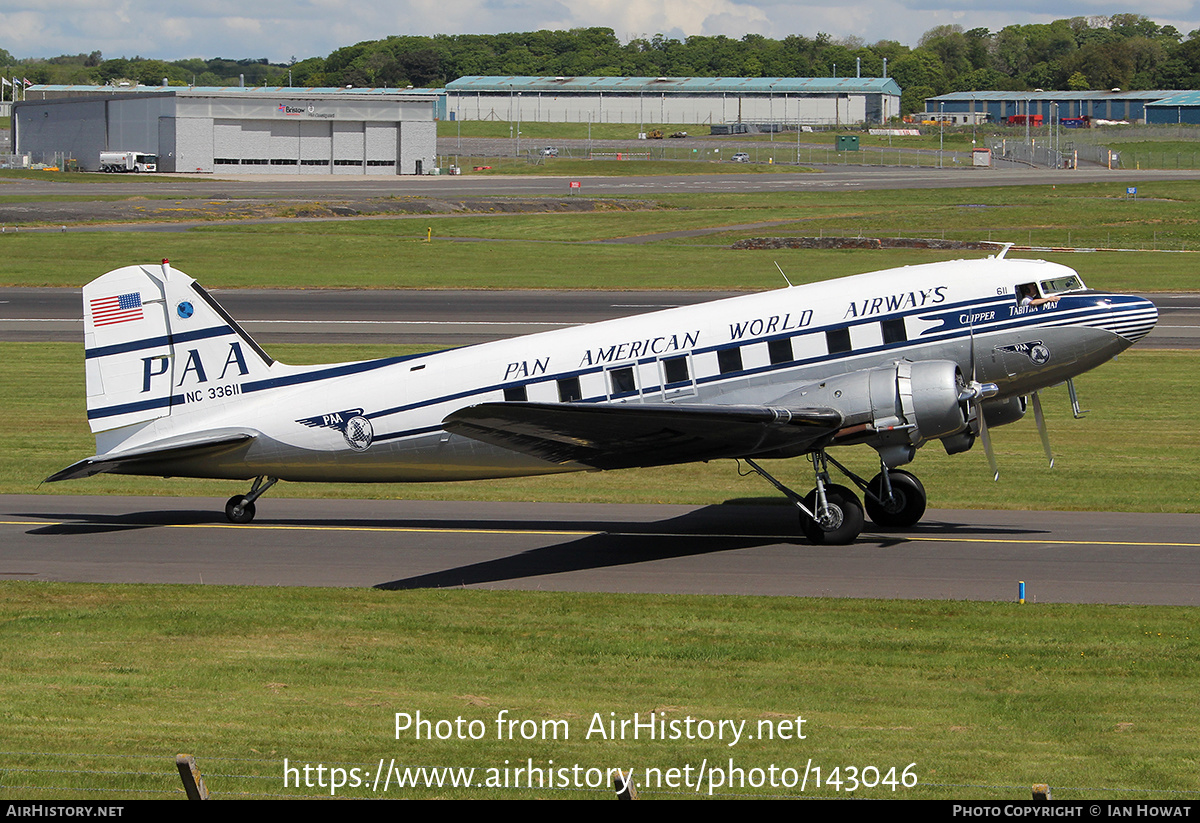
[800,484,864,545]
[225,495,256,524]
[865,470,927,528]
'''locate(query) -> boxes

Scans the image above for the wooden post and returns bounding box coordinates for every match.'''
[176,754,210,800]
[612,769,638,800]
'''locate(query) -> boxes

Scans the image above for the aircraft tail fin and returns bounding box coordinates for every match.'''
[83,260,274,433]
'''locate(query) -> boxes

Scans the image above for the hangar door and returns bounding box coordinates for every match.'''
[333,122,399,174]
[210,118,399,174]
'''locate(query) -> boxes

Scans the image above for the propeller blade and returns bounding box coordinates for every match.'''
[1031,391,1054,468]
[978,406,999,482]
[967,318,999,481]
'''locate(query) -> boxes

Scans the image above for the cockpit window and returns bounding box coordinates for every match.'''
[1016,279,1070,309]
[1015,282,1041,304]
[1039,274,1084,295]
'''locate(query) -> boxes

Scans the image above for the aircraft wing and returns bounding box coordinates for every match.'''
[45,429,257,482]
[442,402,843,470]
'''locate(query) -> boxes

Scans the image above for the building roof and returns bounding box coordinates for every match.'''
[446,75,901,95]
[23,84,442,98]
[928,90,1174,103]
[1146,91,1200,107]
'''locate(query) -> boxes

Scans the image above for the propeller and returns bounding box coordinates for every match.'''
[963,318,1000,481]
[959,378,1000,481]
[962,317,1057,479]
[1030,391,1054,467]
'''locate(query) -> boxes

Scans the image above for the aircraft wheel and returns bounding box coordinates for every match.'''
[225,495,256,524]
[800,484,864,545]
[865,470,927,528]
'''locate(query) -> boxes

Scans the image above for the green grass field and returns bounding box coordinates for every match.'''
[1,583,1196,799]
[2,181,1200,291]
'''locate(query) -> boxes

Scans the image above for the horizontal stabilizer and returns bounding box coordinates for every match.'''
[443,402,842,470]
[45,429,257,483]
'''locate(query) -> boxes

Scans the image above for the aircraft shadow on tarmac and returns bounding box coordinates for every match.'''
[15,503,1050,590]
[372,510,1050,591]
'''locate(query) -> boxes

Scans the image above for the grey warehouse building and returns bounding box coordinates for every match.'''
[14,86,442,174]
[445,76,901,126]
[923,90,1175,124]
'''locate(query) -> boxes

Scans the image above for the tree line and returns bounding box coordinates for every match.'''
[4,15,1200,115]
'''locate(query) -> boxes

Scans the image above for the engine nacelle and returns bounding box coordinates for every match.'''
[780,360,970,466]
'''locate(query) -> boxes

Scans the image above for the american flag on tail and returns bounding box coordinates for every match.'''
[90,292,143,326]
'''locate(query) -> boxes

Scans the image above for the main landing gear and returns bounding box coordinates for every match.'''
[224,476,278,524]
[743,453,929,545]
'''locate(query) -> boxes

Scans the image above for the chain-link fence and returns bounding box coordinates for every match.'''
[987,138,1076,169]
[1,151,78,171]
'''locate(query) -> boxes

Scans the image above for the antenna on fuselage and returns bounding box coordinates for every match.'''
[774,262,794,287]
[996,243,1015,259]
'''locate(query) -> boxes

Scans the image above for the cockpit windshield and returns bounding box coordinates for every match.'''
[1038,274,1085,295]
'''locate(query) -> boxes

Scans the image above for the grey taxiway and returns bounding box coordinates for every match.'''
[3,496,1198,605]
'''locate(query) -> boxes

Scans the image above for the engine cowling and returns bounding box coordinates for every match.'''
[779,360,971,466]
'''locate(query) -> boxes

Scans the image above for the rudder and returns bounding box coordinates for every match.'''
[83,260,273,433]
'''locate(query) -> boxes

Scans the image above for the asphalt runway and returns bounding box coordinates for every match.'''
[1,287,1194,348]
[4,164,1200,201]
[3,495,1197,605]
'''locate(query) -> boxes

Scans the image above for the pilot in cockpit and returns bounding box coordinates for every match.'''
[1016,283,1061,308]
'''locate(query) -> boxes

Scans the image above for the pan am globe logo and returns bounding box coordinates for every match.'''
[343,415,374,451]
[295,408,374,451]
[998,340,1051,365]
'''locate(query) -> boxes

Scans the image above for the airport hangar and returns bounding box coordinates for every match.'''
[13,85,445,174]
[444,76,902,126]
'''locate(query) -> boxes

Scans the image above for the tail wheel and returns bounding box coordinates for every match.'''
[865,470,927,528]
[225,495,256,524]
[800,484,864,545]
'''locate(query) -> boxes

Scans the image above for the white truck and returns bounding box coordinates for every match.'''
[99,151,158,173]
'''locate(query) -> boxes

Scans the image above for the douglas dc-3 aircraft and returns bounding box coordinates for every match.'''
[48,254,1157,544]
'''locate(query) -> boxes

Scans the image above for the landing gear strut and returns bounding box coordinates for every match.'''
[744,454,865,545]
[743,452,931,543]
[225,476,278,524]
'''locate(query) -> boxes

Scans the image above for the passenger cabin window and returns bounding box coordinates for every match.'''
[717,347,743,375]
[826,328,852,355]
[881,318,907,345]
[662,356,690,386]
[768,338,793,365]
[504,386,527,402]
[608,366,636,396]
[557,377,582,402]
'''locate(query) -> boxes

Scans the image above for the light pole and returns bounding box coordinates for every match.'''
[1051,102,1058,162]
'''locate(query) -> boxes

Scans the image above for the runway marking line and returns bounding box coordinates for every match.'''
[4,520,1200,547]
[0,520,597,538]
